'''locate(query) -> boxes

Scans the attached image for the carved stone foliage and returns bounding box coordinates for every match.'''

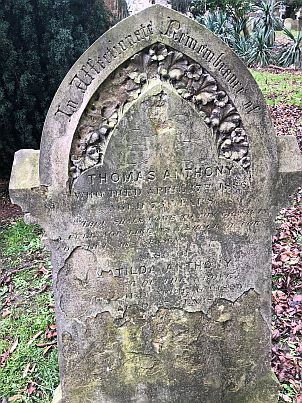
[70,43,250,181]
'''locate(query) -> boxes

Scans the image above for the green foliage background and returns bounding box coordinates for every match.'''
[0,0,111,178]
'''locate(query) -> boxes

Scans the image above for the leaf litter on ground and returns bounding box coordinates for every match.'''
[271,100,302,402]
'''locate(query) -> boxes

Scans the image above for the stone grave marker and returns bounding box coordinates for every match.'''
[10,5,302,403]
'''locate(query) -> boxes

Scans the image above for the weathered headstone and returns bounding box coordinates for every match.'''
[284,17,299,31]
[10,6,302,403]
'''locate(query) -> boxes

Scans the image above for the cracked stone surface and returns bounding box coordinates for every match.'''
[9,5,302,403]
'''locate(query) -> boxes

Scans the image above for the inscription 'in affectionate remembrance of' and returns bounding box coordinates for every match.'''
[56,18,261,124]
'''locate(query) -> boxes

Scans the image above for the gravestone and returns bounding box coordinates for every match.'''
[10,5,302,403]
[284,17,299,31]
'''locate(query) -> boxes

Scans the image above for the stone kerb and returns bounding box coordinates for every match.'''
[39,5,276,191]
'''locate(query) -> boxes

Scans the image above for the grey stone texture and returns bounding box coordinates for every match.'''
[9,5,302,403]
[284,17,300,31]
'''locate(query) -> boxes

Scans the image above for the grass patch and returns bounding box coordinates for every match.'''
[251,69,302,106]
[0,220,59,402]
[1,220,42,262]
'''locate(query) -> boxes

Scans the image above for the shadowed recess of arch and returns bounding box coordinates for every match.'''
[69,43,250,184]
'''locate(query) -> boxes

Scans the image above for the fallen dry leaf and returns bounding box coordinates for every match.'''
[26,382,36,395]
[279,394,292,402]
[27,331,43,346]
[9,338,18,354]
[0,351,9,367]
[45,324,57,340]
[35,265,49,277]
[8,396,23,402]
[2,308,11,318]
[48,304,55,312]
[43,345,54,355]
[22,362,36,378]
[22,363,31,378]
[0,338,19,367]
[272,188,302,401]
[36,341,56,348]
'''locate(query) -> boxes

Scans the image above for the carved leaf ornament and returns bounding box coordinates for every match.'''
[70,43,250,182]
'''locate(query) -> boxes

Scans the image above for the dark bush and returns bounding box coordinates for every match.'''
[0,0,111,178]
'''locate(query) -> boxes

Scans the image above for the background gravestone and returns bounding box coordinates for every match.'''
[10,5,302,403]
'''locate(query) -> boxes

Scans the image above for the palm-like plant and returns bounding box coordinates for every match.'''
[199,10,230,41]
[228,16,252,40]
[278,28,302,69]
[230,35,254,62]
[245,29,273,66]
[200,11,253,61]
[194,0,285,68]
[252,0,283,46]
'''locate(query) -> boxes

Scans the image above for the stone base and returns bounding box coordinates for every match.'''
[52,384,62,403]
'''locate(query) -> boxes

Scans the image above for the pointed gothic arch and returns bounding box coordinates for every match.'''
[39,5,276,191]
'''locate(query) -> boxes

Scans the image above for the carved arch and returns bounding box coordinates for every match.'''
[40,5,276,189]
[70,43,250,183]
